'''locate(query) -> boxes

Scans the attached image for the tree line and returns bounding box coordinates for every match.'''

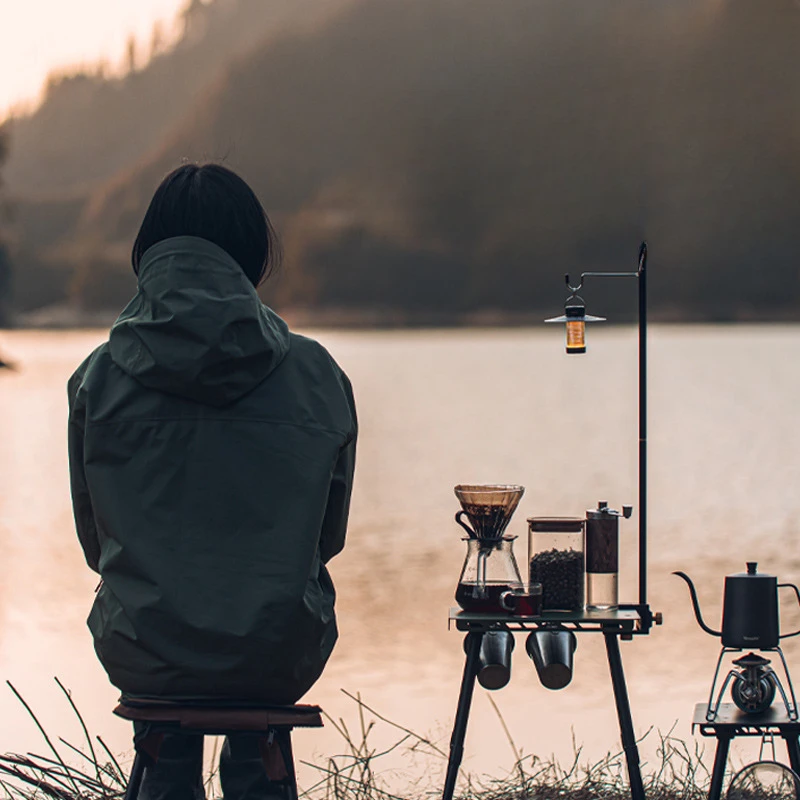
[3,0,800,325]
[0,124,11,327]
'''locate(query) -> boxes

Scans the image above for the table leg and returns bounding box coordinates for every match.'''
[708,734,731,800]
[604,633,645,800]
[442,632,483,800]
[782,732,800,777]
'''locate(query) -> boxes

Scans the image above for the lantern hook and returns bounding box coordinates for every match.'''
[565,290,586,307]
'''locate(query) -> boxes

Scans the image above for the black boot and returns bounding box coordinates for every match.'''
[219,735,290,800]
[136,733,205,800]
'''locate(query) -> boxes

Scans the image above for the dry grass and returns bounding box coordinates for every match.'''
[0,680,126,800]
[0,680,724,800]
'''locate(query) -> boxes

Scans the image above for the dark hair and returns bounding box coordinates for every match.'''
[131,163,280,286]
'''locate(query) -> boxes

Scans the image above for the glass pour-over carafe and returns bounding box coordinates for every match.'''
[454,484,525,613]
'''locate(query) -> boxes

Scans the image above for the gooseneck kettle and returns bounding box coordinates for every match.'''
[673,562,800,649]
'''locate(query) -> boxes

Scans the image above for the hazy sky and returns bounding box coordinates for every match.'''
[0,0,188,118]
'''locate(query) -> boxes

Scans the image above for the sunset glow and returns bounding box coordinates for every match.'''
[0,0,188,118]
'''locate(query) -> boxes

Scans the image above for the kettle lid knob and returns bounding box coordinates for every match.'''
[746,561,758,575]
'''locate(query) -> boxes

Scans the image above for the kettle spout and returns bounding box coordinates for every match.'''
[672,571,723,637]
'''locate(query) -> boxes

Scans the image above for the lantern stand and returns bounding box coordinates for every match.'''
[548,240,650,625]
[441,243,660,800]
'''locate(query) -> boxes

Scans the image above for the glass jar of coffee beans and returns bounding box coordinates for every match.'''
[527,517,585,612]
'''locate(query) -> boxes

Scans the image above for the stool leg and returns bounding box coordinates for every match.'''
[125,753,146,800]
[277,730,298,800]
[782,732,800,777]
[442,631,483,800]
[604,633,645,800]
[708,734,731,800]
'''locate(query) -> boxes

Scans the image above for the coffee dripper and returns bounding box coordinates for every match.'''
[454,484,525,613]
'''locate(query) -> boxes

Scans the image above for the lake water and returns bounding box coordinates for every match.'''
[2,326,800,789]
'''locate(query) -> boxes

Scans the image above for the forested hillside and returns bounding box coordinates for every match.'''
[5,0,353,195]
[4,0,800,324]
[0,124,11,326]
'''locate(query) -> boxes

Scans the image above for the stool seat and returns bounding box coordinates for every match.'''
[114,696,323,733]
[116,696,323,800]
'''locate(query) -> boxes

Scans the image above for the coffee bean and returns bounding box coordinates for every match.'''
[530,548,584,611]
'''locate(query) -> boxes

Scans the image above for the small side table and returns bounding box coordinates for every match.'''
[443,607,649,800]
[692,702,800,800]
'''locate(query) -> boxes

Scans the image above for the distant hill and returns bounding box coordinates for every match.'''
[4,0,353,195]
[5,0,800,323]
[4,0,354,316]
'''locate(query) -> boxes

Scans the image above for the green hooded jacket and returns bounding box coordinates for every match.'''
[67,236,357,703]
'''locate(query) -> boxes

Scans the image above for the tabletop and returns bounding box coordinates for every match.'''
[693,703,800,735]
[449,607,641,633]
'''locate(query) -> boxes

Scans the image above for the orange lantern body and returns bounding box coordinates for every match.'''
[545,302,605,354]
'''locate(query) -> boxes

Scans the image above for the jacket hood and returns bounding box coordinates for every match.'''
[109,236,290,406]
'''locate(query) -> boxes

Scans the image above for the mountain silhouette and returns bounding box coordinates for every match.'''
[4,0,800,322]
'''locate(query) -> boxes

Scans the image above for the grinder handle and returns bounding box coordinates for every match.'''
[779,582,800,639]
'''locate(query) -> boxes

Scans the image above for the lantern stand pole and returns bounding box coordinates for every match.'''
[564,241,651,630]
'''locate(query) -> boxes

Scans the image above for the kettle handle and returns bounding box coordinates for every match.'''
[779,583,800,639]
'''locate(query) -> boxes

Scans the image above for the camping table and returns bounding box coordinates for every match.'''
[443,607,649,800]
[692,702,800,800]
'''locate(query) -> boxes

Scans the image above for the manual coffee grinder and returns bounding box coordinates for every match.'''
[586,501,633,611]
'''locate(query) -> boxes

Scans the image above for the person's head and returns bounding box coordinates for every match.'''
[131,163,280,286]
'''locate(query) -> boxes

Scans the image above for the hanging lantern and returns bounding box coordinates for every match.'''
[545,298,605,354]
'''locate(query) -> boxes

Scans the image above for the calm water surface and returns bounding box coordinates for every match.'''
[1,326,800,784]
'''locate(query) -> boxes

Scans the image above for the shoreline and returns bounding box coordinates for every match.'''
[6,303,800,331]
